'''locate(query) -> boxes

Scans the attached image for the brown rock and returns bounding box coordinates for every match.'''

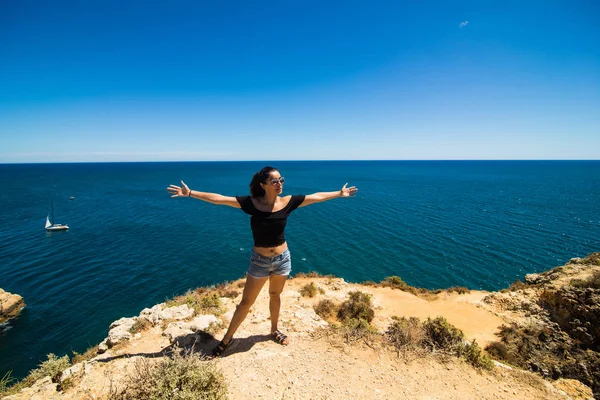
[0,288,25,324]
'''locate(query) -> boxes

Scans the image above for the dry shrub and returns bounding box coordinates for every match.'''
[299,282,318,298]
[339,317,377,342]
[386,316,424,350]
[27,353,71,384]
[314,299,338,319]
[293,271,329,279]
[582,252,600,265]
[0,353,74,396]
[381,276,410,290]
[113,351,227,400]
[167,291,223,316]
[215,281,240,298]
[337,291,374,323]
[71,346,98,364]
[447,286,470,294]
[571,271,600,289]
[129,318,153,334]
[379,276,440,299]
[386,316,493,370]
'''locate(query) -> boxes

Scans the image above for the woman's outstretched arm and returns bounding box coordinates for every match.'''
[167,181,241,208]
[299,183,358,207]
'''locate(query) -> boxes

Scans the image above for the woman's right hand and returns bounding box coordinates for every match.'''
[167,180,192,198]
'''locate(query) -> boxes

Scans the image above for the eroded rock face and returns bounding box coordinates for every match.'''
[483,252,600,398]
[540,287,600,351]
[0,288,25,325]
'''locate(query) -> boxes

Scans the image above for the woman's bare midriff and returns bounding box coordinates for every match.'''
[254,242,288,256]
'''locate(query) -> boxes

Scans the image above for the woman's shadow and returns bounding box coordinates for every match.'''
[189,331,273,358]
[94,331,274,363]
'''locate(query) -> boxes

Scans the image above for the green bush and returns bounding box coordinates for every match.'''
[299,282,318,298]
[28,353,71,384]
[422,317,464,352]
[314,299,338,319]
[113,351,227,400]
[337,291,374,323]
[382,276,409,290]
[461,340,494,370]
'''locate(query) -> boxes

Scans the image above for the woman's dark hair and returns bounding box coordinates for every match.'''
[249,166,278,197]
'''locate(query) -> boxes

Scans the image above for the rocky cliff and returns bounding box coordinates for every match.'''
[3,254,599,400]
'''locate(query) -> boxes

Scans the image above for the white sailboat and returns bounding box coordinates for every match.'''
[45,202,69,231]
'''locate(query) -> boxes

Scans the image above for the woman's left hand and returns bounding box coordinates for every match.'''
[340,183,358,197]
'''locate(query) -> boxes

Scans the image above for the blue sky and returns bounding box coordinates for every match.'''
[1,1,599,162]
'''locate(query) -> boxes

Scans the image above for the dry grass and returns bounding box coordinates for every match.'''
[167,290,224,316]
[386,316,424,351]
[129,318,153,334]
[571,271,600,289]
[299,282,319,298]
[0,353,73,397]
[387,316,493,370]
[446,286,470,294]
[71,346,98,365]
[292,271,337,279]
[110,351,227,400]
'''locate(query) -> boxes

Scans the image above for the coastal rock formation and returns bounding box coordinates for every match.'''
[0,289,25,325]
[482,252,600,398]
[3,255,600,399]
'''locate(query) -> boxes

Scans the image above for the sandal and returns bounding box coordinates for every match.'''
[272,330,289,345]
[211,338,233,357]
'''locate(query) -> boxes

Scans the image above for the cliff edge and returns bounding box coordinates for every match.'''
[3,254,599,400]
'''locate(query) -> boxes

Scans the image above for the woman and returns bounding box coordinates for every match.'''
[167,166,357,357]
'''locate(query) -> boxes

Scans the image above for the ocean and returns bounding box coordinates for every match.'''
[1,160,599,379]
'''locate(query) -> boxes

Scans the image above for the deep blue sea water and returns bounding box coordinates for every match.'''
[1,160,599,379]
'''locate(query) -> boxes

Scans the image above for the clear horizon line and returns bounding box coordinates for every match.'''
[1,158,600,165]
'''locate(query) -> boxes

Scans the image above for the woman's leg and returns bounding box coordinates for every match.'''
[221,274,268,343]
[268,274,290,344]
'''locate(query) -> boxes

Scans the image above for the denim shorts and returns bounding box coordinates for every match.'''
[247,249,292,278]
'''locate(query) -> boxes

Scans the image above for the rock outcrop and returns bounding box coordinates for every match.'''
[0,288,25,326]
[482,252,600,398]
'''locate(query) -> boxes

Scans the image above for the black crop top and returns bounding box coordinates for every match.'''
[236,195,305,248]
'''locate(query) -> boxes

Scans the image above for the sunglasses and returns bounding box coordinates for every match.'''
[269,177,285,185]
